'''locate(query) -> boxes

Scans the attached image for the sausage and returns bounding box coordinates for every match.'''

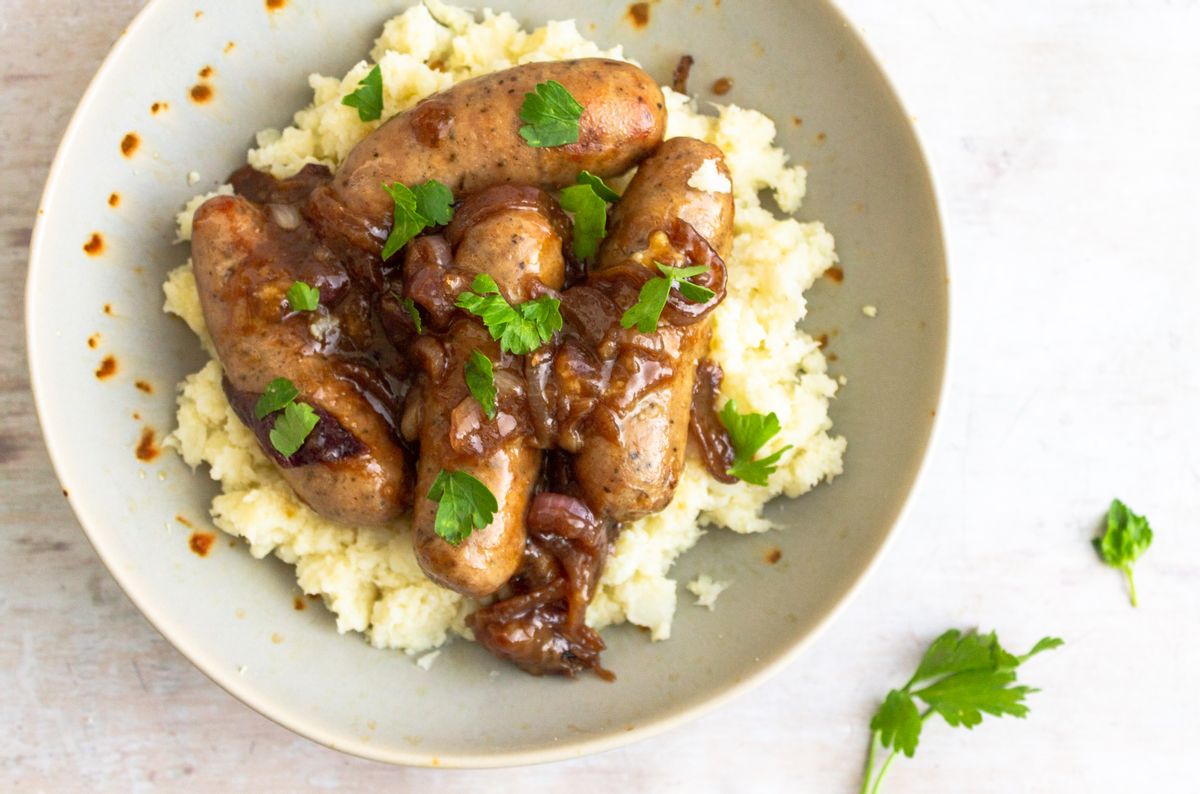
[411,187,568,597]
[191,194,414,525]
[307,59,666,254]
[571,137,734,521]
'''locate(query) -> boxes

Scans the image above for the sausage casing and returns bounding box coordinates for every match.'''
[191,194,414,525]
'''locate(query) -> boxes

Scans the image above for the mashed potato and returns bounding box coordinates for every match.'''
[164,2,844,655]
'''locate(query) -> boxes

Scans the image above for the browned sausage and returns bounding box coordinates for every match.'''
[307,59,666,254]
[572,137,734,521]
[192,194,414,525]
[411,187,568,597]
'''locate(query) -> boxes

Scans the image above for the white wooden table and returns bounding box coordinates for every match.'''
[3,1,1198,790]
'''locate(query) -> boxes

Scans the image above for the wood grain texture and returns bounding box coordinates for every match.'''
[3,0,1198,791]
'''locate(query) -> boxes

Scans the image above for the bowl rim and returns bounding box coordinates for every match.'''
[25,0,953,769]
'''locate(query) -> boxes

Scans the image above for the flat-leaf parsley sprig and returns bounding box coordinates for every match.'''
[341,64,384,122]
[380,179,454,260]
[861,629,1063,794]
[427,469,499,545]
[455,274,563,355]
[1093,498,1154,607]
[518,80,584,147]
[559,171,621,259]
[718,399,791,486]
[620,263,716,333]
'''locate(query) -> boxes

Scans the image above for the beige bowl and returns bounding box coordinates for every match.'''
[26,0,948,767]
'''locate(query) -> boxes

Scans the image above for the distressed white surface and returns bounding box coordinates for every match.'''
[3,0,1199,791]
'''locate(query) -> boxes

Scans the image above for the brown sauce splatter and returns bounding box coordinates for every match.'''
[824,265,844,283]
[150,101,169,115]
[103,303,114,316]
[131,411,141,421]
[194,10,203,21]
[224,41,235,54]
[135,380,154,394]
[120,133,139,157]
[815,332,829,348]
[135,427,160,461]
[95,355,118,380]
[107,192,121,207]
[87,334,101,350]
[816,132,827,143]
[711,77,733,95]
[265,0,286,10]
[626,2,650,27]
[293,596,306,611]
[189,532,215,557]
[198,65,213,79]
[765,548,782,564]
[62,488,69,498]
[83,233,104,256]
[827,352,839,363]
[176,514,194,529]
[792,116,803,127]
[190,83,213,103]
[271,633,284,644]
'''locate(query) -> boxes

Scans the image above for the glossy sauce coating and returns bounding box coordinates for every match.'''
[191,187,414,526]
[410,186,568,596]
[571,137,734,521]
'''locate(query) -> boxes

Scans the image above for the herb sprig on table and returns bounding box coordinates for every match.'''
[861,629,1062,794]
[1093,498,1154,607]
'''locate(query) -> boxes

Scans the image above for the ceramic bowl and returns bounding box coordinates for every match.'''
[27,0,948,767]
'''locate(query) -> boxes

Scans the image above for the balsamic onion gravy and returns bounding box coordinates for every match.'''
[166,6,844,679]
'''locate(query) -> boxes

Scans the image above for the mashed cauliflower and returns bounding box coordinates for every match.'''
[164,1,844,655]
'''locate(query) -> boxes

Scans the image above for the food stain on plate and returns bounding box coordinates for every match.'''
[83,232,104,256]
[95,355,118,380]
[87,333,101,349]
[120,132,139,158]
[625,2,651,28]
[265,0,287,11]
[135,427,160,462]
[190,83,213,104]
[107,192,121,208]
[189,531,215,557]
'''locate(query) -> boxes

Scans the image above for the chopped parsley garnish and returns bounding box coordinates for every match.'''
[268,401,319,457]
[575,170,621,202]
[254,377,300,420]
[718,399,791,486]
[397,294,423,334]
[560,171,620,260]
[286,280,320,312]
[340,64,384,122]
[252,377,318,456]
[1093,498,1154,607]
[426,469,499,546]
[464,350,497,420]
[455,273,562,355]
[518,80,584,147]
[380,179,455,260]
[620,263,715,333]
[862,629,1062,793]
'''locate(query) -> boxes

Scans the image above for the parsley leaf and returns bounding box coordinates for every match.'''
[380,179,455,261]
[620,263,715,333]
[464,349,497,420]
[870,690,921,759]
[253,377,299,420]
[718,399,791,486]
[397,294,423,334]
[341,64,384,122]
[559,171,619,259]
[518,80,584,147]
[1093,498,1153,607]
[576,170,621,202]
[560,184,608,260]
[863,629,1062,793]
[412,179,454,226]
[455,273,563,355]
[426,469,499,546]
[286,280,320,312]
[269,401,319,457]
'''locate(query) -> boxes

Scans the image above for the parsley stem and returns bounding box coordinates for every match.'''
[860,730,880,794]
[866,709,933,794]
[1124,565,1139,607]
